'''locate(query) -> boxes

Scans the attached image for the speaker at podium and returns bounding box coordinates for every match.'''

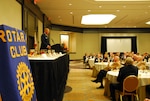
[51,44,64,53]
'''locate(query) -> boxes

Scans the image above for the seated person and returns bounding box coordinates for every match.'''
[146,85,150,99]
[89,53,96,59]
[144,98,150,101]
[109,52,115,62]
[94,53,103,63]
[92,56,120,89]
[134,55,147,70]
[110,57,138,101]
[83,53,90,68]
[83,53,89,64]
[143,52,150,62]
[103,53,109,62]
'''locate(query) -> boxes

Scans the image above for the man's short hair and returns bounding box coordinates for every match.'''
[125,57,134,65]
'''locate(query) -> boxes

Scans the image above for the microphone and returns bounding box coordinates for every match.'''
[51,38,55,44]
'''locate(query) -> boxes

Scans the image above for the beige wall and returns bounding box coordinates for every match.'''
[2,0,150,60]
[137,33,150,54]
[50,30,150,60]
[37,20,43,51]
[0,0,22,29]
[50,30,61,46]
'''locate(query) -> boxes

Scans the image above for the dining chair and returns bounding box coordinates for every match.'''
[118,75,139,101]
[0,94,2,101]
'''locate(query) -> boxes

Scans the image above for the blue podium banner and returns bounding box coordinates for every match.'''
[0,25,36,101]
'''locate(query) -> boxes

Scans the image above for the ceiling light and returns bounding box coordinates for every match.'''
[94,0,149,1]
[116,10,120,12]
[81,14,116,25]
[99,6,102,8]
[70,12,73,14]
[69,3,72,6]
[146,21,150,25]
[88,10,91,12]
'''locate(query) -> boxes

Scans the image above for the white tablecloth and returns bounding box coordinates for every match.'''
[88,58,95,68]
[106,70,150,86]
[92,62,112,77]
[92,62,109,77]
[28,53,64,60]
[106,70,119,83]
[95,62,109,71]
[146,62,150,69]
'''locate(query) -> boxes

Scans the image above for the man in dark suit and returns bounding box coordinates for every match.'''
[110,57,138,101]
[40,28,51,50]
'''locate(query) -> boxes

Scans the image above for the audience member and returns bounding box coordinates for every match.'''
[103,53,109,62]
[120,52,128,61]
[94,53,103,63]
[92,56,120,89]
[143,52,150,62]
[83,53,89,64]
[89,53,96,59]
[146,85,150,99]
[110,57,138,101]
[109,52,115,62]
[134,55,147,70]
[144,98,150,101]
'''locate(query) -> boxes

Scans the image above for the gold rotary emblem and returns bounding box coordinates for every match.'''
[16,62,34,101]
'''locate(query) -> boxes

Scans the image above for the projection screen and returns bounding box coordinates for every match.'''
[107,38,131,52]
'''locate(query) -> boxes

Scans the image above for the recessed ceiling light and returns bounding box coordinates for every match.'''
[146,21,150,25]
[88,10,91,12]
[99,6,102,8]
[81,14,116,25]
[70,12,73,14]
[123,6,126,8]
[69,3,72,6]
[94,0,149,1]
[116,10,120,12]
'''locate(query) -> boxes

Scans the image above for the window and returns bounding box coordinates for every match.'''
[60,34,69,50]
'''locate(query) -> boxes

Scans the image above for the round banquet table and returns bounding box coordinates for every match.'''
[92,62,112,77]
[104,70,150,101]
[88,58,95,68]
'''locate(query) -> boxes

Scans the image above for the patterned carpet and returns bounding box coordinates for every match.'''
[63,60,111,101]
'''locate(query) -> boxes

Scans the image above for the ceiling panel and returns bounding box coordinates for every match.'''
[36,0,150,28]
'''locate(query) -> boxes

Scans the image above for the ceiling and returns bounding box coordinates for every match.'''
[36,0,150,28]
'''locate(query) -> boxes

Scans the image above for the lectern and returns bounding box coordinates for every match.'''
[51,44,63,53]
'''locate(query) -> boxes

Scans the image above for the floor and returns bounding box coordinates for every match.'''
[63,60,111,101]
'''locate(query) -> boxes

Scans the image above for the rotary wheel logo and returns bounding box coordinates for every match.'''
[16,62,34,101]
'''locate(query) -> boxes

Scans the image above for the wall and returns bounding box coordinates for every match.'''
[50,29,150,60]
[0,0,22,29]
[1,0,150,60]
[69,32,83,60]
[82,33,100,54]
[50,30,61,46]
[37,20,43,51]
[137,33,150,53]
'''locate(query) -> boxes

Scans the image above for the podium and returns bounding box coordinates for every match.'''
[51,44,63,53]
[29,54,69,101]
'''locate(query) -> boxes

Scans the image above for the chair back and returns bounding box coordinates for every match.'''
[123,75,138,93]
[118,75,139,101]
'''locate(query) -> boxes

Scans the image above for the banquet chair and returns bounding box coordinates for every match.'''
[0,94,2,101]
[118,75,139,101]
